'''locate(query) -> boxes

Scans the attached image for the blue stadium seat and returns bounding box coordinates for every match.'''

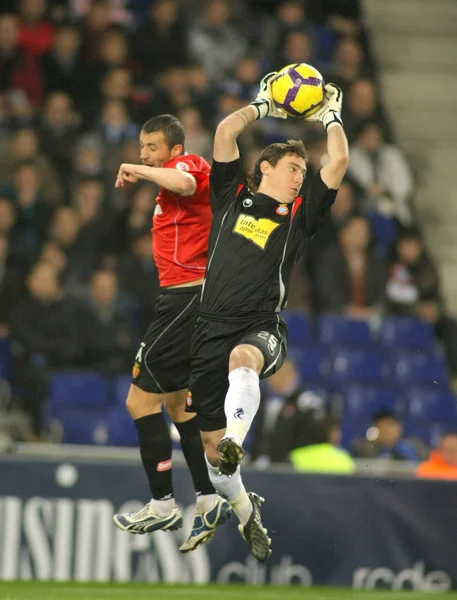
[112,373,131,407]
[298,345,329,382]
[380,317,435,351]
[106,407,139,447]
[329,347,386,384]
[49,372,110,415]
[57,410,109,445]
[282,311,311,348]
[392,351,449,387]
[403,420,451,449]
[0,338,12,381]
[318,314,371,346]
[340,419,371,451]
[367,213,397,255]
[340,384,399,420]
[404,387,457,422]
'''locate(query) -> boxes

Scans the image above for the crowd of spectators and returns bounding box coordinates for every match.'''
[0,0,455,445]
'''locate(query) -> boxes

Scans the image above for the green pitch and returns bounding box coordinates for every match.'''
[0,582,455,600]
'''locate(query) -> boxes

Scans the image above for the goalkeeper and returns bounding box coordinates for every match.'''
[185,74,349,561]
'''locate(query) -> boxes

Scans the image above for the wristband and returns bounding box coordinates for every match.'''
[249,100,269,121]
[322,110,343,131]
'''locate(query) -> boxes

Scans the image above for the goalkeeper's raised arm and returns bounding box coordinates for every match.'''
[213,72,287,164]
[306,83,349,190]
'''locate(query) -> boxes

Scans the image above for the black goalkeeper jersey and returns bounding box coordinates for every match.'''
[200,157,338,317]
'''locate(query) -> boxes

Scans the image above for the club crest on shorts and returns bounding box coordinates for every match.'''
[276,204,289,216]
[186,391,192,407]
[132,361,140,379]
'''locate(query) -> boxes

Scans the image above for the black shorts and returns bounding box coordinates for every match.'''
[131,286,201,394]
[186,313,287,431]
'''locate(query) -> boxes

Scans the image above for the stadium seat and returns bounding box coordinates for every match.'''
[48,372,110,415]
[329,347,386,384]
[340,384,399,420]
[404,387,457,422]
[392,351,449,387]
[106,407,139,447]
[282,310,311,348]
[340,418,371,451]
[380,317,435,351]
[56,410,109,445]
[0,338,12,381]
[403,420,451,449]
[112,373,132,407]
[367,213,397,255]
[318,314,371,346]
[298,345,329,382]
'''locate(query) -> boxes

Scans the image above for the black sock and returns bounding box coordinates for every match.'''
[174,417,215,496]
[134,413,173,500]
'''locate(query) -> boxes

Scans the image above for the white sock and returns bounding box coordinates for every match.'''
[149,497,176,517]
[196,493,218,513]
[223,367,260,446]
[205,455,252,525]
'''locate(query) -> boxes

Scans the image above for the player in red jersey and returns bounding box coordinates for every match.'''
[112,115,232,552]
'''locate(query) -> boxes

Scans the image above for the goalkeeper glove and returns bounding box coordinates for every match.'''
[249,72,287,120]
[305,83,343,130]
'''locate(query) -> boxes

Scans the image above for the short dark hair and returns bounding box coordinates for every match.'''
[247,139,307,192]
[373,409,399,423]
[141,114,185,150]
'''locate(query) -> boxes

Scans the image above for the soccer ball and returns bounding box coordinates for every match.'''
[271,63,325,118]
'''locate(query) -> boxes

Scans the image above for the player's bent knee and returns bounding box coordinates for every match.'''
[163,390,188,422]
[229,344,264,373]
[125,384,163,419]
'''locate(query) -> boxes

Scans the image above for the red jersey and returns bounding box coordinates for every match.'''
[152,154,212,287]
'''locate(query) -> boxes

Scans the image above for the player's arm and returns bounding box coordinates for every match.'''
[306,84,349,189]
[213,72,287,163]
[115,164,197,196]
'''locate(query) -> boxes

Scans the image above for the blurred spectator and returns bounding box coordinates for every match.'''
[250,358,326,465]
[116,182,155,250]
[3,161,54,261]
[189,0,247,81]
[0,128,62,204]
[40,23,85,103]
[0,13,43,106]
[348,121,415,227]
[352,409,429,461]
[12,261,83,437]
[386,229,457,377]
[81,26,136,104]
[289,415,355,474]
[132,0,189,83]
[72,176,116,255]
[178,105,212,161]
[323,36,373,95]
[80,0,112,59]
[224,56,261,102]
[314,214,387,319]
[257,0,312,66]
[342,78,392,143]
[277,30,314,71]
[416,431,457,480]
[117,228,160,330]
[306,0,362,38]
[17,0,55,57]
[79,269,138,373]
[48,205,98,292]
[0,235,22,332]
[97,99,138,150]
[306,179,358,285]
[38,92,81,187]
